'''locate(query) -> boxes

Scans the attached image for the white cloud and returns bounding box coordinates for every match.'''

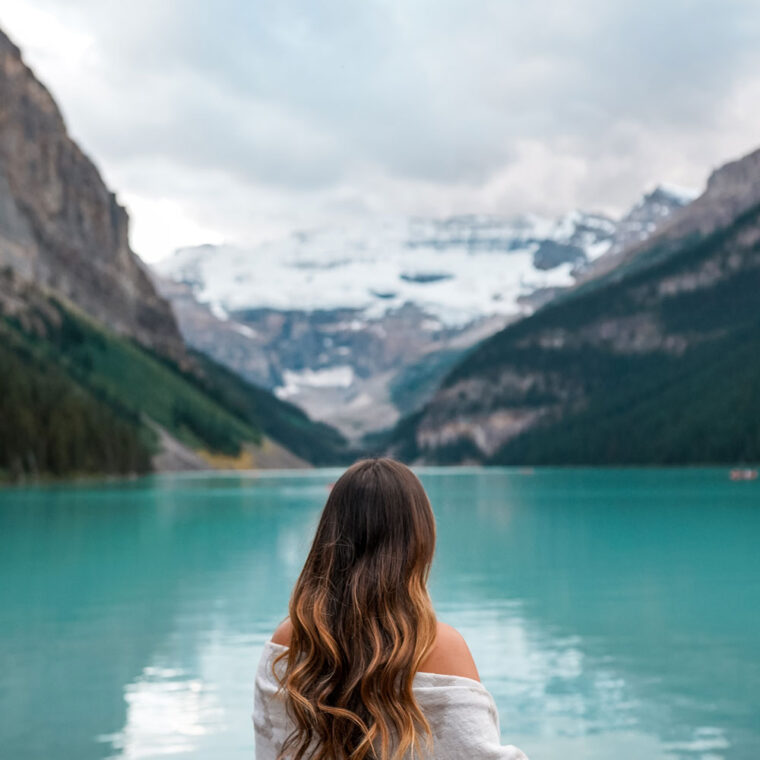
[3,0,760,262]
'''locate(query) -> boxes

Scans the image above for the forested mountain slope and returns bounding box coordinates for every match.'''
[388,154,760,465]
[0,280,350,478]
[0,28,349,478]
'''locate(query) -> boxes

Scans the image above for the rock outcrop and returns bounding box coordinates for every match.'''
[587,153,760,282]
[661,147,760,240]
[0,28,184,361]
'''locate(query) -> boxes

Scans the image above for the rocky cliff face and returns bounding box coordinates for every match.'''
[0,28,184,361]
[389,144,760,464]
[605,185,697,256]
[662,147,760,239]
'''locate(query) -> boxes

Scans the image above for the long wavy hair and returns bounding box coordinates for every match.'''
[273,457,438,760]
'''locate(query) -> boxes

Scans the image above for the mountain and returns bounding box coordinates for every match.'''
[0,29,183,361]
[583,156,760,284]
[603,184,697,256]
[385,146,760,465]
[0,28,349,479]
[154,188,692,439]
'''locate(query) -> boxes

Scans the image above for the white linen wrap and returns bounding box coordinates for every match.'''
[254,640,528,760]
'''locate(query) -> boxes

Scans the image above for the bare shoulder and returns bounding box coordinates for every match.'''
[418,621,481,682]
[271,617,292,646]
[271,618,480,681]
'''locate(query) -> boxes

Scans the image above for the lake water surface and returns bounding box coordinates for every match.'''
[1,468,758,760]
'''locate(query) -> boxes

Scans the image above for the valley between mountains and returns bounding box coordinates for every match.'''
[2,22,759,476]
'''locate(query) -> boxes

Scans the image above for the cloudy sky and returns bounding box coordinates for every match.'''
[4,0,760,262]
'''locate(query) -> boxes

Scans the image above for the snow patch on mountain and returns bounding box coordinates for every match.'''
[275,366,356,399]
[153,185,696,439]
[157,211,620,328]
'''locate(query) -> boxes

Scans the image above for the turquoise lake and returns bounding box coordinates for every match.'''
[1,468,758,759]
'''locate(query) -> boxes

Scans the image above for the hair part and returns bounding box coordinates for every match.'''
[274,457,438,760]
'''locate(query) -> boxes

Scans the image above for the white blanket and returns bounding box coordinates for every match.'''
[254,640,528,759]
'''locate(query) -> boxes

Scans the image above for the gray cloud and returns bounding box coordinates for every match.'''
[4,0,760,259]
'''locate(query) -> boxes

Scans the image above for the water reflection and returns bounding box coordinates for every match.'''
[423,469,759,759]
[99,666,223,758]
[0,469,758,760]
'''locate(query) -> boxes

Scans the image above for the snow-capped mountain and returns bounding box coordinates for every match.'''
[158,212,615,328]
[607,183,697,255]
[153,186,695,439]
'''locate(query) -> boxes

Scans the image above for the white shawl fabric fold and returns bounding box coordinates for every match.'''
[253,640,528,760]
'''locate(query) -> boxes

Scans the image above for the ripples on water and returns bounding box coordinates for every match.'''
[0,469,758,760]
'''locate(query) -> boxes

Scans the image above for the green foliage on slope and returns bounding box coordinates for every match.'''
[0,335,152,479]
[447,205,760,389]
[0,299,349,479]
[491,321,760,465]
[188,350,350,466]
[394,203,760,465]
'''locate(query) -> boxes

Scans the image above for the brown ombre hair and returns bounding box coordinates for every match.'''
[273,457,438,760]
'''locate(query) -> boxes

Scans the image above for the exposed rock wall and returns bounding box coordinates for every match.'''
[0,28,184,361]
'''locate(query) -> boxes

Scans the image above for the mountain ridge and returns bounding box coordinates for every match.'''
[384,145,760,465]
[154,186,691,438]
